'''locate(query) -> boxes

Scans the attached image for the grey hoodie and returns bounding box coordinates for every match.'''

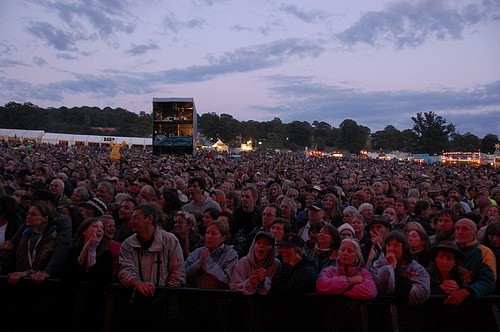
[229,232,281,295]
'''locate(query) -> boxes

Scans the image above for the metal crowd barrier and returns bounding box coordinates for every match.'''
[0,276,498,332]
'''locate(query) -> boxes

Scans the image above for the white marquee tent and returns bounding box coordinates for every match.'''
[1,128,152,147]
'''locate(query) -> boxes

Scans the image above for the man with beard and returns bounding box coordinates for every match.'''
[429,209,457,246]
[115,198,137,242]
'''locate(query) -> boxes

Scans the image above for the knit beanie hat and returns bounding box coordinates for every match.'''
[85,197,107,217]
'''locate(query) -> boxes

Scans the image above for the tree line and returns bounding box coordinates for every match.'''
[1,101,497,154]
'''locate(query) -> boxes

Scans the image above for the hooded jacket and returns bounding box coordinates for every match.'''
[229,233,281,295]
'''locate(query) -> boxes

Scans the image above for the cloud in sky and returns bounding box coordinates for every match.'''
[32,57,47,66]
[278,3,328,23]
[337,0,495,48]
[162,11,206,34]
[256,76,500,132]
[125,42,160,56]
[28,0,135,49]
[1,0,498,138]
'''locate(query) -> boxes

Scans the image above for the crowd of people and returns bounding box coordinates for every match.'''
[0,142,499,328]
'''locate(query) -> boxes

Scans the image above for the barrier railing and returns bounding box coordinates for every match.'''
[0,276,498,332]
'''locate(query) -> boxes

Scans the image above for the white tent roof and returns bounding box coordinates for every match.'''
[0,128,45,140]
[1,128,152,146]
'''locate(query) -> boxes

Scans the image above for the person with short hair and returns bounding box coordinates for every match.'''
[232,186,261,236]
[96,181,115,205]
[270,218,290,243]
[181,177,220,215]
[185,220,238,289]
[49,179,71,209]
[118,204,185,292]
[445,218,496,305]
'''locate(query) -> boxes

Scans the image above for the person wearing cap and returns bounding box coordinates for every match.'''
[5,169,31,195]
[271,232,317,295]
[83,197,108,219]
[363,215,392,269]
[25,180,47,196]
[428,241,466,295]
[311,185,322,200]
[230,231,281,295]
[297,201,326,242]
[338,223,356,240]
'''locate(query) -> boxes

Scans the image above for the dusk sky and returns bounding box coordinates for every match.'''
[1,0,499,137]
